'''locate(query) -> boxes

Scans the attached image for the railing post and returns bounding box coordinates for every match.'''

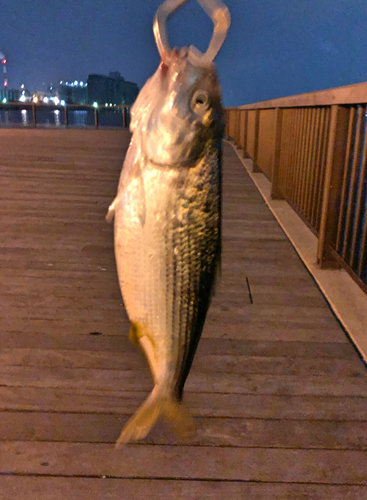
[123,106,127,128]
[226,109,230,139]
[235,109,240,145]
[94,107,99,128]
[317,104,350,268]
[243,110,248,155]
[271,107,284,199]
[64,106,68,127]
[227,109,232,139]
[240,110,246,150]
[32,104,36,126]
[253,109,261,172]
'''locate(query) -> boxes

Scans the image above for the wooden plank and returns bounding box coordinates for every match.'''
[1,387,367,420]
[2,477,367,500]
[0,319,348,343]
[0,387,367,421]
[2,412,367,450]
[2,348,363,376]
[1,442,367,483]
[0,365,366,397]
[0,331,357,357]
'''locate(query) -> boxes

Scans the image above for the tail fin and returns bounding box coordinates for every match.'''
[115,386,195,447]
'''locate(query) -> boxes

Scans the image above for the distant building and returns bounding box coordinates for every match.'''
[54,81,88,105]
[87,72,139,106]
[0,88,19,102]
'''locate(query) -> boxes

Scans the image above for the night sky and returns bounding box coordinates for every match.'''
[1,0,367,106]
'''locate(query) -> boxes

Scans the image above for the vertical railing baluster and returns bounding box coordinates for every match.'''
[243,109,248,155]
[32,104,36,126]
[271,107,284,199]
[253,109,261,172]
[317,105,350,268]
[64,106,68,127]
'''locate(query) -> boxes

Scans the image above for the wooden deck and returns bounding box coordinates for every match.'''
[0,129,366,499]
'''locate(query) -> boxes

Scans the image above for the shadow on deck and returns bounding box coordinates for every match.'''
[0,129,366,499]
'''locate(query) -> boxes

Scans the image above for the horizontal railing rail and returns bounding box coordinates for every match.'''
[226,81,367,294]
[0,102,132,129]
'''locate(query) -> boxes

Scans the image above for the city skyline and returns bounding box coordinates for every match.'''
[1,0,367,106]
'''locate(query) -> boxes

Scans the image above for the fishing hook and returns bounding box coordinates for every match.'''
[153,0,230,66]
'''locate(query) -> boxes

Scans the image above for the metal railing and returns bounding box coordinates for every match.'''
[226,81,367,294]
[0,102,132,129]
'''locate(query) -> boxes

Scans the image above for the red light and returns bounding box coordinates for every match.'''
[1,59,6,64]
[4,82,8,86]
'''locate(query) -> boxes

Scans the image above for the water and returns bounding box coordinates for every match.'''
[0,104,131,128]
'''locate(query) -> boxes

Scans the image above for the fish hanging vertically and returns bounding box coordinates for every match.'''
[107,0,230,445]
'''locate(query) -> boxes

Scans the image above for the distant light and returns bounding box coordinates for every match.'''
[93,102,98,108]
[2,98,7,103]
[4,81,7,87]
[105,103,108,106]
[80,81,83,86]
[1,59,6,64]
[61,100,66,106]
[21,84,25,89]
[66,82,69,85]
[19,95,26,102]
[50,87,53,90]
[54,110,60,115]
[74,80,78,85]
[53,97,60,105]
[43,97,49,104]
[60,81,63,84]
[33,96,38,103]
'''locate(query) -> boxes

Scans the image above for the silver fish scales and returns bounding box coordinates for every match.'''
[107,0,230,445]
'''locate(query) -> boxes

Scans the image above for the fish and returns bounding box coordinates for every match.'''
[107,0,230,445]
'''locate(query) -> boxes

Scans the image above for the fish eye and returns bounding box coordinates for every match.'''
[191,90,209,112]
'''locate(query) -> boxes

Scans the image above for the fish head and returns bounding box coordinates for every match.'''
[131,49,224,166]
